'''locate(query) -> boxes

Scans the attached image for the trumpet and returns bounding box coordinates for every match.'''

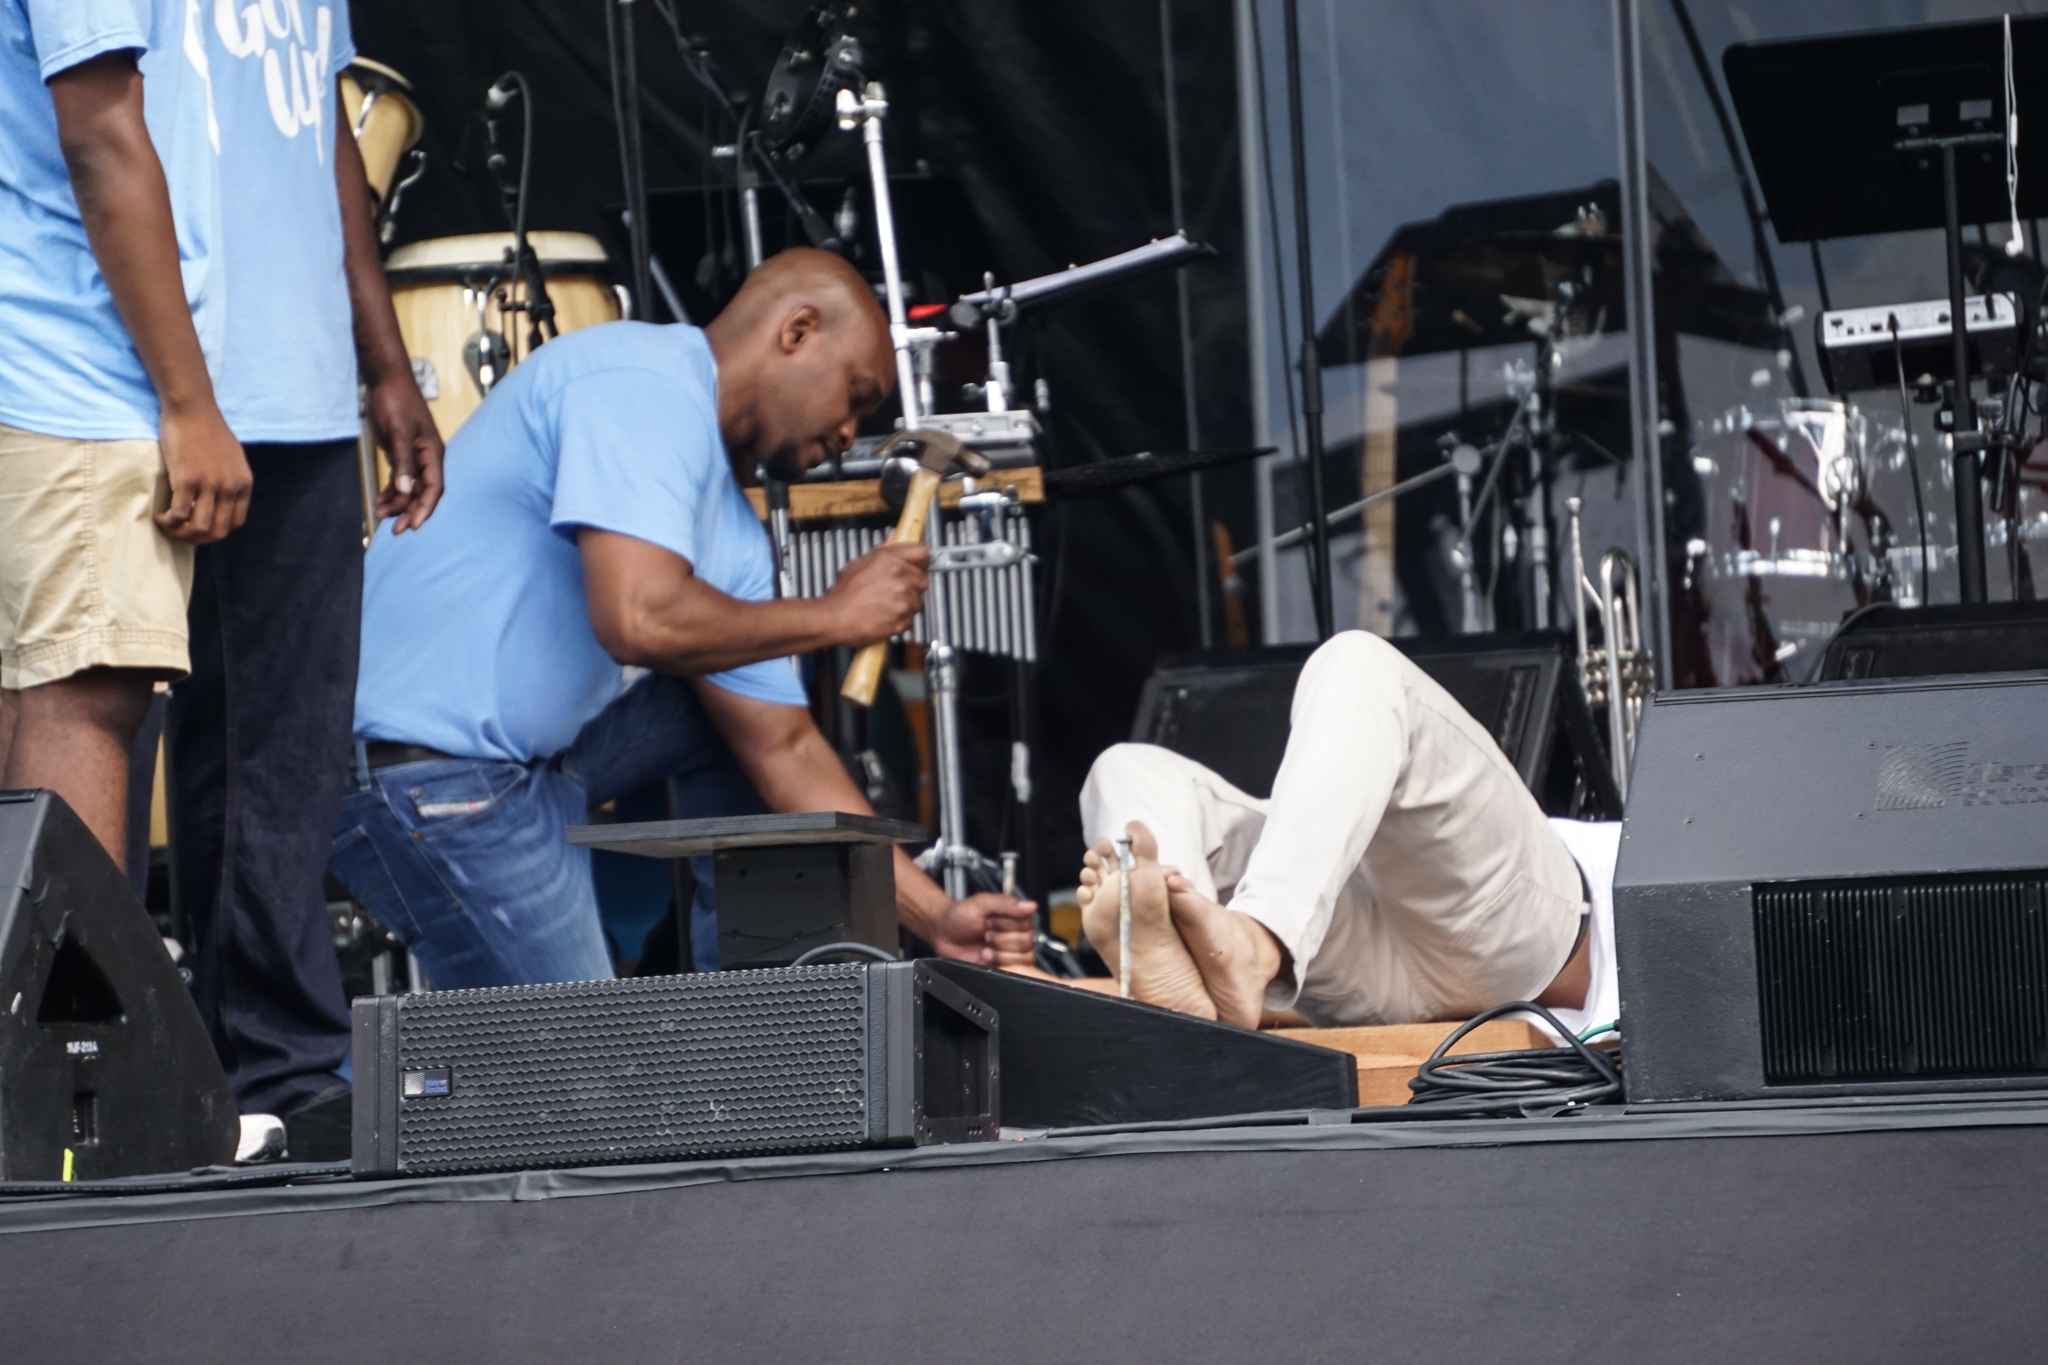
[1566,496,1654,798]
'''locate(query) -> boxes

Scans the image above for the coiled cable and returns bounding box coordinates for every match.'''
[1406,1001,1622,1117]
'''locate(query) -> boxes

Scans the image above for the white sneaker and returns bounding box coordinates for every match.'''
[236,1113,287,1164]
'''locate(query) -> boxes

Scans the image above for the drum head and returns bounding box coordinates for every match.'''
[345,56,413,92]
[384,232,614,284]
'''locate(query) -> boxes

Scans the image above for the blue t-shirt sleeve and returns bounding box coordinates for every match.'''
[548,365,710,562]
[698,660,807,710]
[546,362,805,709]
[27,0,148,80]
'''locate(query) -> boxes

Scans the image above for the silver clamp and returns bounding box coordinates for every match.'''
[929,541,1025,572]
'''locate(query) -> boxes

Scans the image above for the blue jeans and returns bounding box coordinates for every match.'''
[329,673,762,990]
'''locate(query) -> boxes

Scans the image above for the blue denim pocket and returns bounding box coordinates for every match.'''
[393,762,529,836]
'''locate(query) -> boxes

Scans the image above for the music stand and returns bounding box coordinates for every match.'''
[1724,16,2048,604]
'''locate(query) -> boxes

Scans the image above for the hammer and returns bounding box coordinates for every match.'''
[840,429,990,707]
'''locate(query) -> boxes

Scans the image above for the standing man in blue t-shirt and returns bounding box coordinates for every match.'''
[0,1,249,864]
[334,249,1036,994]
[165,0,445,1120]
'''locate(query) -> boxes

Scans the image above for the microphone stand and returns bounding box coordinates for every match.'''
[484,73,556,350]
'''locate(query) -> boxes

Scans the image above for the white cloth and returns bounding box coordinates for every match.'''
[1533,818,1621,1044]
[1081,631,1618,1029]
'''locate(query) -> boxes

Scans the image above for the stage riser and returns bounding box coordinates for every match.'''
[5,1127,2047,1363]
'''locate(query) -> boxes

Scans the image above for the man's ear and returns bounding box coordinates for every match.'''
[779,303,823,355]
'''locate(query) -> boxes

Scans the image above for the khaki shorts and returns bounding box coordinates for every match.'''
[0,421,193,691]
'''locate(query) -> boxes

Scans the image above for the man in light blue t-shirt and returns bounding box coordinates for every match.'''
[333,249,1035,994]
[0,1,249,867]
[162,0,446,1123]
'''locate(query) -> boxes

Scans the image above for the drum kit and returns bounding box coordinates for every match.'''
[1689,396,1909,685]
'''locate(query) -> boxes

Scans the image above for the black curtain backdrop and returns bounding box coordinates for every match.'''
[349,0,1260,899]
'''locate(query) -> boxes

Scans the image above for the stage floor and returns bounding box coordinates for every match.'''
[4,1099,2047,1363]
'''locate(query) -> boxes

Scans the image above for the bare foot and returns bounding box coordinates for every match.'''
[1163,871,1286,1029]
[1077,823,1216,1020]
[1077,839,1121,971]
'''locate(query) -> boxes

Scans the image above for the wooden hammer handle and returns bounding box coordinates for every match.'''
[840,466,943,707]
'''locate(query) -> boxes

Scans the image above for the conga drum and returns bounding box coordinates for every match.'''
[383,232,626,439]
[339,58,423,209]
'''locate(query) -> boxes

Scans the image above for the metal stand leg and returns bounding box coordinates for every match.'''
[841,82,974,898]
[1941,141,1989,604]
[927,641,967,900]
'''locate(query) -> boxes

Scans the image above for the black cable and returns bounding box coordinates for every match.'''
[645,0,746,127]
[790,941,900,967]
[1406,1001,1622,1117]
[0,1162,353,1200]
[1890,318,1932,605]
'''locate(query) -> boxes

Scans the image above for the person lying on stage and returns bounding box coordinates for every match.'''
[999,631,1619,1038]
[332,247,1035,989]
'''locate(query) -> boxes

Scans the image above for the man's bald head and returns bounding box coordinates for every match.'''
[705,248,895,480]
[718,248,890,346]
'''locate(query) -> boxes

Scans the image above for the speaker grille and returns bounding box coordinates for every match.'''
[390,967,872,1174]
[1755,874,2048,1084]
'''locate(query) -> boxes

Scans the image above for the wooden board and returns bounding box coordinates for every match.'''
[744,465,1044,522]
[568,811,926,859]
[1267,1019,1552,1108]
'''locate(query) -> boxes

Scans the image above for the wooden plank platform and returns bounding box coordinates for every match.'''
[1268,1019,1552,1106]
[743,466,1044,522]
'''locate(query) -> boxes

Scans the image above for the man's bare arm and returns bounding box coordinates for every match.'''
[689,680,1035,962]
[579,528,929,676]
[49,51,248,544]
[333,100,444,532]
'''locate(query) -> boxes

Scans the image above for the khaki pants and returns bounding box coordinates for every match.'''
[1080,631,1584,1025]
[0,422,191,690]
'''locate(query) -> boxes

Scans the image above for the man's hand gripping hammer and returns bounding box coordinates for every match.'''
[839,429,990,706]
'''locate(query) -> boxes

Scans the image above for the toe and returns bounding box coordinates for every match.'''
[1123,820,1159,861]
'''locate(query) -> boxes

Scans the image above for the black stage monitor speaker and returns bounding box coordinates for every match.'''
[352,960,997,1176]
[1615,673,2048,1104]
[926,962,1358,1127]
[1816,601,2048,682]
[1132,632,1620,816]
[0,790,237,1179]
